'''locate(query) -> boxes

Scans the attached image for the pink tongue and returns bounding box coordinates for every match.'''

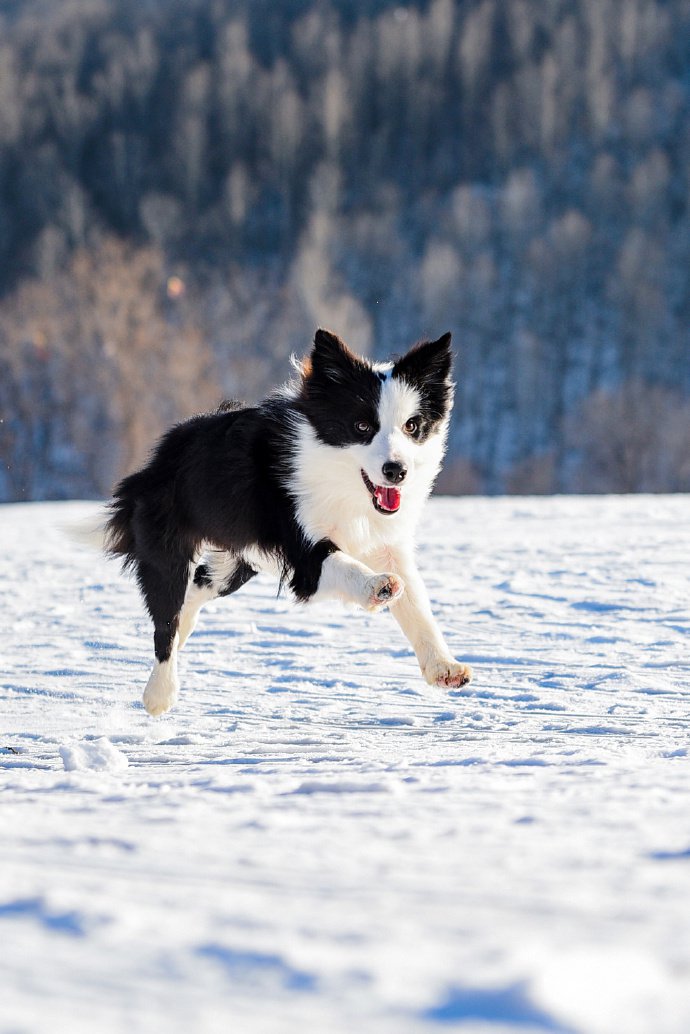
[375,486,401,512]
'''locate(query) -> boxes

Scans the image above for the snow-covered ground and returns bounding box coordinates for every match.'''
[2,496,689,1034]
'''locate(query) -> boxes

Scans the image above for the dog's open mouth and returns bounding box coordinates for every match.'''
[361,470,401,515]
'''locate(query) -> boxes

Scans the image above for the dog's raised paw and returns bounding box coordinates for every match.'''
[424,660,473,689]
[365,573,405,611]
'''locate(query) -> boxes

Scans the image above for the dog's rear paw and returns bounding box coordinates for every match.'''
[424,659,473,689]
[365,573,405,611]
[142,662,179,716]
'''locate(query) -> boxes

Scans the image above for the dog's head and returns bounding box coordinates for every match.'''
[296,329,454,516]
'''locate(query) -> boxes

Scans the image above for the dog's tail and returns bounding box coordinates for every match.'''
[64,474,141,564]
[64,509,111,551]
[63,500,133,560]
[101,472,144,567]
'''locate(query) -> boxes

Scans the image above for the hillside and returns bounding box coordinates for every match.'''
[1,0,690,499]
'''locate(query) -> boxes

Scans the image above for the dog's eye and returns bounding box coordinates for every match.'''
[354,421,372,435]
[404,417,419,436]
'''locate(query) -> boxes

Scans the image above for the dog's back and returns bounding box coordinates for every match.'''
[100,329,472,717]
[106,405,264,569]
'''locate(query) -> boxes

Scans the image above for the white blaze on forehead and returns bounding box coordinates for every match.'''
[360,374,425,482]
[377,376,421,433]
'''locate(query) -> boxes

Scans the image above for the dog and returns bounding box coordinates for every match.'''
[104,329,472,716]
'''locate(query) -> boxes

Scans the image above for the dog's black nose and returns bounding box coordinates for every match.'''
[382,461,407,484]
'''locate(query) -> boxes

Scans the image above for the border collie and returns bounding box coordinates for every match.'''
[105,329,472,716]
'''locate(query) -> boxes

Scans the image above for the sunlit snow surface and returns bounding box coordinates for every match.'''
[2,496,689,1034]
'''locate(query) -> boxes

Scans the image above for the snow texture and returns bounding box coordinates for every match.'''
[1,496,689,1034]
[59,736,129,773]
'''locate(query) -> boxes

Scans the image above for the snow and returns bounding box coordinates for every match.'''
[59,736,129,773]
[1,495,689,1034]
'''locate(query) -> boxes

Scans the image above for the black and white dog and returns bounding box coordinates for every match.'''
[105,329,472,715]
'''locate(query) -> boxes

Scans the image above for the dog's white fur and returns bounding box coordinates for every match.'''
[143,633,180,717]
[107,349,471,716]
[286,376,470,688]
[143,375,471,715]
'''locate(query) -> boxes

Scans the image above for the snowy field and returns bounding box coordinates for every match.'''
[2,495,690,1034]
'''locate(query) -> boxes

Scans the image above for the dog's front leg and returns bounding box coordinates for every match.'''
[294,546,405,611]
[387,550,472,689]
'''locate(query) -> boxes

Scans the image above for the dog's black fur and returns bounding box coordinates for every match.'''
[107,398,336,665]
[106,330,453,677]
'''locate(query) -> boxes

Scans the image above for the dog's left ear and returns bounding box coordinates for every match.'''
[310,328,363,383]
[393,333,453,387]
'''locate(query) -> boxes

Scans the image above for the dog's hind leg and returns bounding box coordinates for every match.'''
[137,555,190,716]
[177,562,218,651]
[178,555,257,650]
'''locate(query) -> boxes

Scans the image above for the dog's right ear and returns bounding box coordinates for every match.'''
[309,328,362,383]
[393,333,453,387]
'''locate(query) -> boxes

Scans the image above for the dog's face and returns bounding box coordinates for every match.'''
[297,330,454,518]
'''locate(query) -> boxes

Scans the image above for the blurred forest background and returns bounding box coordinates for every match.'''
[1,0,690,501]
